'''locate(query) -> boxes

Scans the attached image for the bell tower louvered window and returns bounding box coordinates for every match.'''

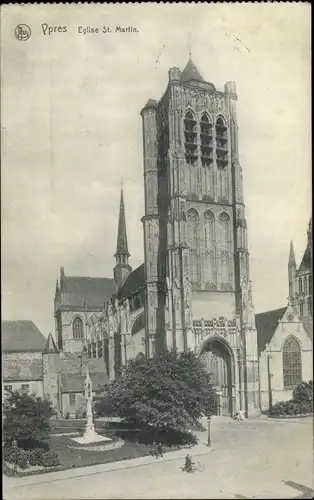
[184,111,198,165]
[200,114,213,166]
[215,117,228,169]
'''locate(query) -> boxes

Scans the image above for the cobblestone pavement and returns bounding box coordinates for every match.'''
[3,416,313,499]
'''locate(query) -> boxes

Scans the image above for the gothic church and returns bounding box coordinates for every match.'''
[53,59,261,418]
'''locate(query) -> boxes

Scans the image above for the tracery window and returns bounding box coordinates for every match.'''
[307,297,312,316]
[283,336,302,389]
[187,209,201,284]
[204,210,216,285]
[299,301,304,319]
[218,212,231,287]
[73,317,84,339]
[304,276,308,294]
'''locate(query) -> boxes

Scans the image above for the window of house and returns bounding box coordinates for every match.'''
[87,343,92,359]
[21,384,29,392]
[69,394,76,406]
[73,317,84,339]
[309,275,312,294]
[283,336,302,389]
[4,385,12,392]
[299,278,303,294]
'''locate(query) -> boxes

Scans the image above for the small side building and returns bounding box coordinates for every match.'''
[2,320,46,398]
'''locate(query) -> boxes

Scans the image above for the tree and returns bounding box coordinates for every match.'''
[95,348,216,432]
[3,390,55,449]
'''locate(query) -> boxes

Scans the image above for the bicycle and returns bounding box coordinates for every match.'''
[180,460,205,473]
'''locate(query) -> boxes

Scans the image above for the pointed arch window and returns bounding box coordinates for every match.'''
[200,114,213,166]
[299,278,303,294]
[204,211,216,285]
[299,300,304,319]
[282,336,302,389]
[215,117,228,169]
[187,209,201,284]
[184,111,198,165]
[218,212,231,288]
[73,317,84,339]
[307,297,312,315]
[304,276,308,294]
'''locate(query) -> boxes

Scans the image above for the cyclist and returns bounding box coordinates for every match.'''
[184,453,194,473]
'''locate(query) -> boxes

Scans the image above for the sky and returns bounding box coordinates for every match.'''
[1,3,311,336]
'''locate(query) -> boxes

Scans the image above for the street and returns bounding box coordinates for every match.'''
[3,416,313,499]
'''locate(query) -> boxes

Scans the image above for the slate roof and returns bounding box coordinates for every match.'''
[255,307,287,353]
[302,316,313,342]
[3,356,43,381]
[2,321,46,353]
[117,263,145,300]
[181,59,204,83]
[61,276,116,308]
[298,245,311,271]
[142,98,158,111]
[61,372,108,393]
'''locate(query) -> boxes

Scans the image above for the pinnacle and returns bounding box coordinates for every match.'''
[289,241,296,263]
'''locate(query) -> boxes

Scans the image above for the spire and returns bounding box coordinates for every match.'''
[289,241,296,265]
[43,333,59,354]
[181,58,204,83]
[308,217,312,244]
[115,187,130,259]
[113,186,132,290]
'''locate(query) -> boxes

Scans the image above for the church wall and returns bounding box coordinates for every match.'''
[59,309,103,353]
[259,319,313,411]
[192,291,236,320]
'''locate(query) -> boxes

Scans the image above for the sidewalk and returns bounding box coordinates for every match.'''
[3,439,212,490]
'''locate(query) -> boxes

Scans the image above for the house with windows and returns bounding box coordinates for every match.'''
[2,320,46,399]
[256,220,313,411]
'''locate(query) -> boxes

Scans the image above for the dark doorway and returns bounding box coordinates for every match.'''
[200,338,233,416]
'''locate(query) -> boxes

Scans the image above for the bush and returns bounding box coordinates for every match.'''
[293,381,313,404]
[4,448,29,470]
[3,390,55,449]
[40,451,60,468]
[28,448,44,466]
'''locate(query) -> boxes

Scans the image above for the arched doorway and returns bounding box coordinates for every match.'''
[200,337,234,416]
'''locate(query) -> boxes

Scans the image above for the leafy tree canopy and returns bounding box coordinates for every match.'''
[3,390,55,448]
[95,349,216,431]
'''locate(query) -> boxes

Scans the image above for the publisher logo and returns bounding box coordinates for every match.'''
[14,24,31,41]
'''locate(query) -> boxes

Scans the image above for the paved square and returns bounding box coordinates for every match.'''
[4,417,313,499]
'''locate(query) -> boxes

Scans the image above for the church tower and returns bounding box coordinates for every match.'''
[141,58,259,417]
[114,187,132,290]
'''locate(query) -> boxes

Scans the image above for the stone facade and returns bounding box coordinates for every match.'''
[99,60,260,418]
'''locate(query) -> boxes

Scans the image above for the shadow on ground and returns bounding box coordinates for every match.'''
[234,480,313,499]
